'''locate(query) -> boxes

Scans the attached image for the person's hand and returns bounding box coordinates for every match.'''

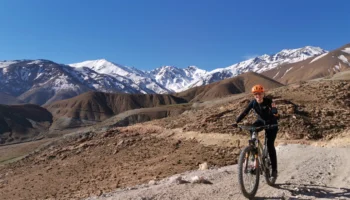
[272,102,276,108]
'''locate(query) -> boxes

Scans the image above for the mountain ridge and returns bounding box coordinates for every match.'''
[2,44,346,105]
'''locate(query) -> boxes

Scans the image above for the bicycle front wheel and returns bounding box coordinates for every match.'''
[263,148,276,186]
[238,146,260,199]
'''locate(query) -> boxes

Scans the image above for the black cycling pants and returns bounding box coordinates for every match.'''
[252,120,278,171]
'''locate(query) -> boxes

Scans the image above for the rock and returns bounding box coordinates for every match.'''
[168,176,188,184]
[325,110,334,116]
[191,176,212,184]
[102,131,114,138]
[199,162,208,170]
[148,180,156,185]
[117,140,124,146]
[286,106,295,114]
[78,143,88,149]
[234,139,240,148]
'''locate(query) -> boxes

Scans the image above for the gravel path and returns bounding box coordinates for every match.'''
[87,144,350,200]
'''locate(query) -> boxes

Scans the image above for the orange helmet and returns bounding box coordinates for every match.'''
[251,84,264,93]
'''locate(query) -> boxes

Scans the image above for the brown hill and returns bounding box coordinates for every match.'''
[0,92,26,105]
[155,79,350,140]
[45,92,187,129]
[19,86,91,106]
[0,104,52,145]
[175,71,284,102]
[263,44,350,84]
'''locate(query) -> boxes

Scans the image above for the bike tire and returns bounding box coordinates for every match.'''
[238,146,260,199]
[263,148,276,186]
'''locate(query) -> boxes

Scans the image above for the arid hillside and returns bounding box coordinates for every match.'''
[175,71,284,102]
[45,92,187,130]
[0,104,52,145]
[263,44,350,84]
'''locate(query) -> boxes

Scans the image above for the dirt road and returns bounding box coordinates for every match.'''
[88,144,350,200]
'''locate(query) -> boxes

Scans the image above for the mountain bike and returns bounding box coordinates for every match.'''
[235,124,278,199]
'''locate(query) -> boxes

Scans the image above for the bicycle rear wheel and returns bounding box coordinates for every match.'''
[238,146,260,199]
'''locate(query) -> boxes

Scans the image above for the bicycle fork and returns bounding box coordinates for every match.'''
[257,142,266,174]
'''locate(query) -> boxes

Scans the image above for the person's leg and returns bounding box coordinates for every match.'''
[252,120,264,131]
[266,127,278,176]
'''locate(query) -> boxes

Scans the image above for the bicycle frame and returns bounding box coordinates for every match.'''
[248,130,268,175]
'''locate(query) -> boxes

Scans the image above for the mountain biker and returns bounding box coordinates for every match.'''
[232,84,279,178]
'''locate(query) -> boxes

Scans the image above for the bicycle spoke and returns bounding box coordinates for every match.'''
[242,154,256,193]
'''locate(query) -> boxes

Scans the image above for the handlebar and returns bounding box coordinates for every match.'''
[235,124,278,132]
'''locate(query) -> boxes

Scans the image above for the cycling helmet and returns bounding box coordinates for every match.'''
[251,84,264,93]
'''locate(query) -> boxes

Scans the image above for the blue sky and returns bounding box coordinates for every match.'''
[0,0,349,71]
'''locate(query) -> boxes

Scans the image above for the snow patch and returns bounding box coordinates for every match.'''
[2,68,8,74]
[70,59,131,76]
[28,60,42,65]
[310,53,328,64]
[338,55,350,66]
[20,68,31,81]
[0,61,17,68]
[281,67,293,78]
[342,48,350,54]
[273,71,280,79]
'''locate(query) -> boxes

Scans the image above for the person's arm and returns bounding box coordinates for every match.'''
[271,100,279,118]
[236,101,254,123]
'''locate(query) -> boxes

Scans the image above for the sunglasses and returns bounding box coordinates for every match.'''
[253,93,263,96]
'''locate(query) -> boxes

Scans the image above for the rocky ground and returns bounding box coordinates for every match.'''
[153,80,350,140]
[0,126,240,200]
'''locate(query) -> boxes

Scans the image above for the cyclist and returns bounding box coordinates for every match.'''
[232,84,279,178]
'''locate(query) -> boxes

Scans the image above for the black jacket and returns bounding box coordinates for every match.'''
[236,97,278,124]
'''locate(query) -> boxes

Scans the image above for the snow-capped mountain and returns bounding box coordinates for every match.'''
[0,59,166,105]
[146,65,207,92]
[70,59,144,77]
[185,46,327,89]
[262,44,350,84]
[0,45,331,105]
[69,59,170,94]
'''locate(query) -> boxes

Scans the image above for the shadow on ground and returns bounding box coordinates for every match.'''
[254,183,350,199]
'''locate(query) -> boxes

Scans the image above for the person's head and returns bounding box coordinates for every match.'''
[251,84,264,103]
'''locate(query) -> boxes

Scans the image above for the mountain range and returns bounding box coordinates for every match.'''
[0,44,349,105]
